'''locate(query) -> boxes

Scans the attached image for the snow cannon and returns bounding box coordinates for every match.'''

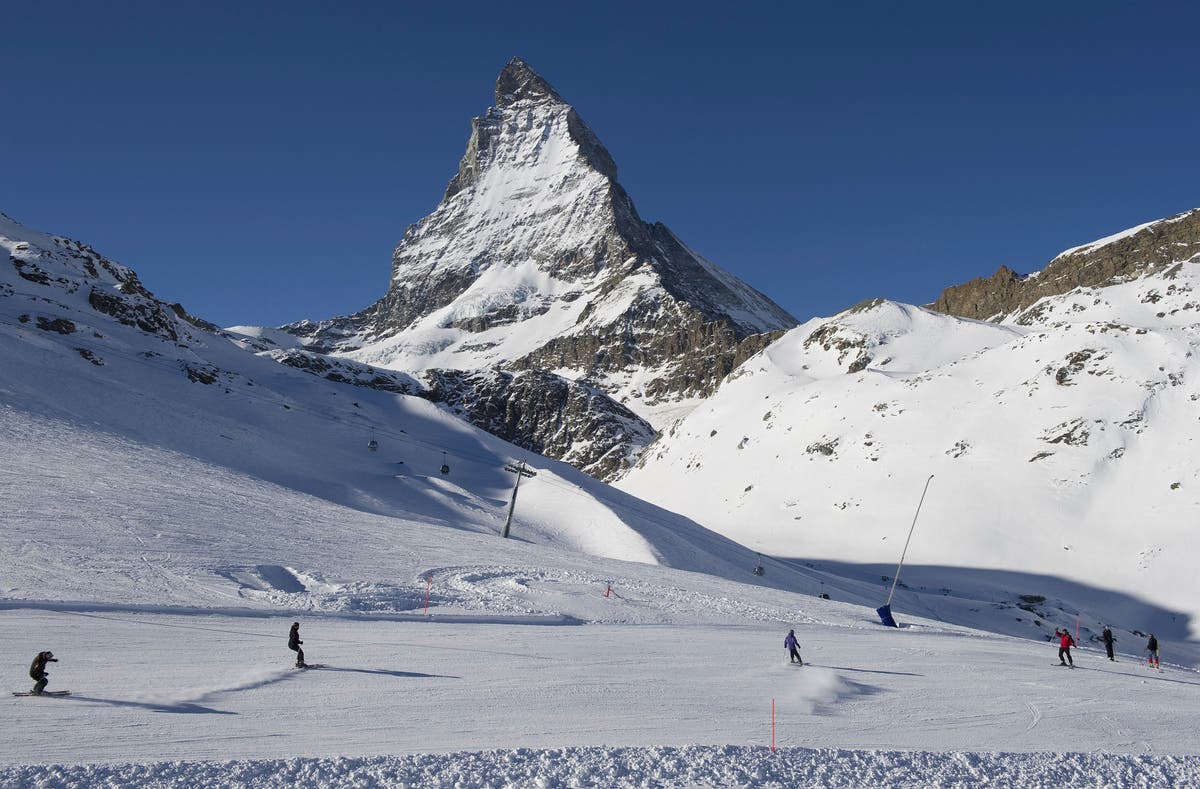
[876,604,898,628]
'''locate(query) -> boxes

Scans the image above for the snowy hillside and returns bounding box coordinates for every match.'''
[619,225,1200,644]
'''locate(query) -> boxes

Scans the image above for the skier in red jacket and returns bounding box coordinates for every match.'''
[1056,629,1075,667]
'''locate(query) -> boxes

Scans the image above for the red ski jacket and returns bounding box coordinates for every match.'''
[1059,633,1075,649]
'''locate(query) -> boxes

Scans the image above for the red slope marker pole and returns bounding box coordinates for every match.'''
[424,574,431,615]
[772,698,775,753]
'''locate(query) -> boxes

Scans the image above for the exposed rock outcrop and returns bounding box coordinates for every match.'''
[422,368,657,481]
[931,209,1200,321]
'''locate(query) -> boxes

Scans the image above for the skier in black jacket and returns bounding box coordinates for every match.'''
[288,622,306,668]
[1102,626,1115,661]
[29,651,57,695]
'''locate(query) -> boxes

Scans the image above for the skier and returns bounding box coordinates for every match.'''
[288,622,306,668]
[1102,626,1115,661]
[29,650,57,695]
[1056,628,1075,667]
[784,629,803,665]
[1146,633,1159,669]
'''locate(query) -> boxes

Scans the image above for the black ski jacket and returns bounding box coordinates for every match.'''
[29,652,56,680]
[288,627,302,650]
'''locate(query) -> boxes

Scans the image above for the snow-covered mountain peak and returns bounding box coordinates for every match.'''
[280,59,795,430]
[442,58,617,202]
[756,298,1023,381]
[494,56,566,108]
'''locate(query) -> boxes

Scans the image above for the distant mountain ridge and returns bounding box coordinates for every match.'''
[931,208,1200,322]
[280,58,797,438]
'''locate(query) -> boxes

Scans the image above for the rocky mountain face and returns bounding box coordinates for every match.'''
[1,210,436,405]
[282,58,796,450]
[2,212,209,347]
[931,208,1200,321]
[422,368,657,480]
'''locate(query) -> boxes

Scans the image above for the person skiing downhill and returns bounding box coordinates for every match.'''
[1056,629,1075,667]
[288,622,306,668]
[784,629,803,665]
[1146,634,1159,669]
[1102,626,1115,661]
[28,651,57,695]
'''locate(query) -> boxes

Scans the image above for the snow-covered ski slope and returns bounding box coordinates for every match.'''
[620,238,1200,646]
[4,211,1200,786]
[3,609,1200,787]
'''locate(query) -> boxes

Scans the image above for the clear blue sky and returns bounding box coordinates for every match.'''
[4,1,1198,327]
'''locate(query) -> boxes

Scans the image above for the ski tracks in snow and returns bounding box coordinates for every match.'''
[184,667,299,706]
[426,564,831,625]
[1025,700,1042,731]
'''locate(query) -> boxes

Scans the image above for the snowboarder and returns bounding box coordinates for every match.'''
[1102,626,1115,661]
[1146,633,1159,669]
[288,622,306,668]
[784,629,803,665]
[1056,629,1075,667]
[29,651,57,695]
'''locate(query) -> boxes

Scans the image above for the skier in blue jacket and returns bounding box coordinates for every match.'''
[784,629,803,665]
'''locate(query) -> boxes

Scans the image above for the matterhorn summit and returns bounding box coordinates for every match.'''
[282,58,796,429]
